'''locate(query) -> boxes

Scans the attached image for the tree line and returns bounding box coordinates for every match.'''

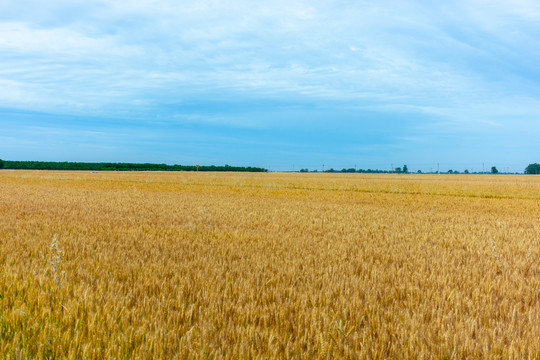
[301,164,410,173]
[301,167,401,173]
[0,160,267,172]
[299,163,540,174]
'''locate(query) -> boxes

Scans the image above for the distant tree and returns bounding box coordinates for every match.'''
[525,163,540,174]
[447,169,453,174]
[417,169,422,174]
[0,159,4,169]
[402,164,408,173]
[464,169,469,174]
[299,168,308,172]
[395,167,402,173]
[491,166,499,174]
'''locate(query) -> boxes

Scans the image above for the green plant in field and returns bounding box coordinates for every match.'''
[48,234,64,285]
[37,234,64,286]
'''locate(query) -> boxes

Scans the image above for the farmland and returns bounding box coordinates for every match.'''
[0,171,539,359]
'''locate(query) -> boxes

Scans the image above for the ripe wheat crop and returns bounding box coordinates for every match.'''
[0,171,539,359]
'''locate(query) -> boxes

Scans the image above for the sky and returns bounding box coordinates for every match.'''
[0,0,539,172]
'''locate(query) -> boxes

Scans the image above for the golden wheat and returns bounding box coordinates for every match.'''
[0,171,539,359]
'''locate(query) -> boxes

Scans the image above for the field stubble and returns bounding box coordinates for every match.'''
[0,171,539,359]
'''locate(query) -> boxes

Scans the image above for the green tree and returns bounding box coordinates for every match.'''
[491,166,499,174]
[525,163,540,174]
[395,167,402,173]
[0,158,4,169]
[403,164,408,173]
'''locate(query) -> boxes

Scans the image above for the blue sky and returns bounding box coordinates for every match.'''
[1,0,539,172]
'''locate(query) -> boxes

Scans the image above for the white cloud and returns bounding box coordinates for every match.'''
[0,0,539,133]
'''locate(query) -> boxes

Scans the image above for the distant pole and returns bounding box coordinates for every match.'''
[322,164,325,172]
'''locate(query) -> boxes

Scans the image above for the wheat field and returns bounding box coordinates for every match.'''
[0,170,539,359]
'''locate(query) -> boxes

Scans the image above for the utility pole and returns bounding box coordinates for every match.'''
[322,164,325,172]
